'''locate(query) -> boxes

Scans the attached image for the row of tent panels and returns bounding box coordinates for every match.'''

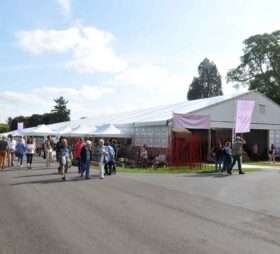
[0,123,131,138]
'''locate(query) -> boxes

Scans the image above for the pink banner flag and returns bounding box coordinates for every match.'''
[172,113,210,129]
[235,100,255,133]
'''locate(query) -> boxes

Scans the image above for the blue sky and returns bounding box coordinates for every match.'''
[0,0,279,122]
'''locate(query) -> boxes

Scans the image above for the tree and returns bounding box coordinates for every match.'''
[187,58,223,100]
[8,116,26,131]
[227,30,280,104]
[0,123,9,133]
[7,97,71,130]
[51,96,71,122]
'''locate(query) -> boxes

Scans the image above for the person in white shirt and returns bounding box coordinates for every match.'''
[26,137,35,169]
[96,139,108,179]
[7,135,17,167]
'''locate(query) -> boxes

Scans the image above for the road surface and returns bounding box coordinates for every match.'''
[1,158,280,254]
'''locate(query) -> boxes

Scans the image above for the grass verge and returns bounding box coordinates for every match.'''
[117,165,260,174]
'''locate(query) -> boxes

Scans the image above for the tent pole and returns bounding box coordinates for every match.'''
[207,129,211,159]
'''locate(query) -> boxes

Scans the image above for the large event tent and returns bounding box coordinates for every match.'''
[3,91,280,164]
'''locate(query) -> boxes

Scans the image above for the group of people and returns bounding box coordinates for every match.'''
[54,137,117,181]
[0,134,118,182]
[0,135,36,169]
[212,136,246,175]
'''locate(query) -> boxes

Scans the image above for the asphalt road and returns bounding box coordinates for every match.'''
[1,158,280,254]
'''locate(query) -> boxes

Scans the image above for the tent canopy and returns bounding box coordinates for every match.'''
[94,124,131,138]
[64,124,97,137]
[22,124,55,136]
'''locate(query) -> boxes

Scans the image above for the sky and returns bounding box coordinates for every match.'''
[0,0,279,122]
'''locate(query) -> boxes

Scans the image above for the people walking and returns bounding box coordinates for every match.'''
[15,138,25,167]
[44,136,54,168]
[74,138,84,173]
[213,142,224,172]
[80,140,92,179]
[96,139,108,179]
[104,142,115,176]
[268,144,276,163]
[7,135,16,167]
[223,141,232,173]
[110,139,118,174]
[26,138,35,169]
[56,137,64,174]
[0,137,8,169]
[60,138,71,181]
[229,136,246,175]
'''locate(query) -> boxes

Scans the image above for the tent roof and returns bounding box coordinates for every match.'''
[46,91,251,129]
[15,91,253,137]
[94,124,131,138]
[22,124,55,136]
[64,124,97,137]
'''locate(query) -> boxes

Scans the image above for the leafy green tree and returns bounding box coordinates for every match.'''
[51,96,71,122]
[0,123,9,133]
[7,97,71,130]
[8,116,26,131]
[187,58,223,100]
[227,30,280,104]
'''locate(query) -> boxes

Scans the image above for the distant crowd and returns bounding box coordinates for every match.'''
[0,135,117,181]
[211,136,277,175]
[211,136,246,175]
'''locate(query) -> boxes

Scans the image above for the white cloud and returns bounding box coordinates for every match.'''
[116,64,185,88]
[17,25,127,73]
[0,85,113,122]
[116,64,188,105]
[57,0,72,16]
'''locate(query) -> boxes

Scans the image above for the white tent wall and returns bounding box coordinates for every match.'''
[196,91,280,130]
[133,125,169,148]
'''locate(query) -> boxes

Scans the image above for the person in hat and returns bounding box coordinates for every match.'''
[228,136,246,175]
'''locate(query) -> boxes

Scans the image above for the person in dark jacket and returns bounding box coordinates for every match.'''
[80,140,92,179]
[213,142,224,172]
[56,137,65,175]
[222,141,232,173]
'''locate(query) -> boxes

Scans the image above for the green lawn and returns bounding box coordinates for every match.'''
[246,161,280,167]
[117,164,260,174]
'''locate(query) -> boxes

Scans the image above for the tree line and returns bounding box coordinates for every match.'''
[7,96,71,131]
[187,30,280,103]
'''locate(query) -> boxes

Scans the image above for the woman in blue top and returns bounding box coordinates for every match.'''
[15,138,25,167]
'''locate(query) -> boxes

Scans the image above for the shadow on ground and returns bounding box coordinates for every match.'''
[10,174,102,186]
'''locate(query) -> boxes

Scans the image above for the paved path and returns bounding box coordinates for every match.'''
[1,158,280,254]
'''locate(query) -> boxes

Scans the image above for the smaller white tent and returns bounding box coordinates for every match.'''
[94,124,131,138]
[22,124,55,136]
[10,129,24,137]
[64,124,97,137]
[56,125,75,136]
